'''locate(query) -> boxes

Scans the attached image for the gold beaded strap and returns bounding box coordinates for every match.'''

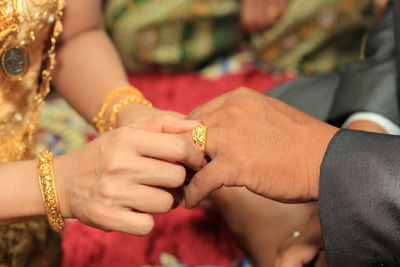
[108,94,153,131]
[93,87,144,133]
[35,0,66,104]
[36,150,65,233]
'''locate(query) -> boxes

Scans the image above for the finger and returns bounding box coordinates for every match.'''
[162,118,202,134]
[275,254,302,267]
[133,157,187,188]
[184,157,232,208]
[105,209,155,236]
[122,185,175,214]
[132,115,202,134]
[191,125,221,159]
[276,246,319,267]
[130,129,205,171]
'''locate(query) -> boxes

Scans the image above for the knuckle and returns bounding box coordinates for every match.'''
[101,155,124,175]
[158,192,175,212]
[134,215,155,236]
[87,204,109,224]
[233,87,252,96]
[170,165,186,187]
[97,181,118,200]
[111,127,135,144]
[173,136,191,161]
[225,103,243,118]
[160,113,175,121]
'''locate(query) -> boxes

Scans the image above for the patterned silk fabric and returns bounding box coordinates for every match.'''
[105,0,384,74]
[0,0,62,266]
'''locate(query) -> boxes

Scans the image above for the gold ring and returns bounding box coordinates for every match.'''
[192,125,207,153]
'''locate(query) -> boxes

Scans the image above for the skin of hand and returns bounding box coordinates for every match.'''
[116,103,190,133]
[53,122,204,236]
[184,87,339,207]
[274,120,387,267]
[241,0,288,32]
[275,205,324,267]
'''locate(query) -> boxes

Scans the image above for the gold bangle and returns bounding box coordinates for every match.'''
[108,95,153,131]
[93,87,143,133]
[36,150,65,233]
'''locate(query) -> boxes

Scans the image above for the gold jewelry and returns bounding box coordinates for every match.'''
[192,125,207,153]
[107,94,153,131]
[0,0,65,163]
[93,87,144,133]
[36,150,65,233]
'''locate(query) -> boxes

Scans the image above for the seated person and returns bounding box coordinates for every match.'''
[104,0,383,75]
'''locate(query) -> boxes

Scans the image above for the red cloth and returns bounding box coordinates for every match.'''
[128,70,292,114]
[62,70,292,267]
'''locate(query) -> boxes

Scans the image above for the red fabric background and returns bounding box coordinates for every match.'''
[62,70,292,267]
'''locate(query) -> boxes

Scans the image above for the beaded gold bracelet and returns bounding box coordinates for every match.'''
[108,94,153,131]
[93,87,143,133]
[36,150,65,233]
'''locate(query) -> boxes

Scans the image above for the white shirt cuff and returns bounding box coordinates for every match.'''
[342,112,400,135]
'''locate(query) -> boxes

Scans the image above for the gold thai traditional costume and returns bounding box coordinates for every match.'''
[0,0,64,266]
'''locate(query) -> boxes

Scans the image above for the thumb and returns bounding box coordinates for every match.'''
[132,115,202,134]
[276,245,320,267]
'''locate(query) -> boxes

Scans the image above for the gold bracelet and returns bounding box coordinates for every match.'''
[36,150,65,233]
[108,95,153,131]
[93,87,143,133]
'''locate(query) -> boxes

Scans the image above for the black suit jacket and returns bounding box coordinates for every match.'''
[318,1,400,266]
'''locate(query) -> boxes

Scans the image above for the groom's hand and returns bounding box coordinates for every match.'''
[184,88,339,208]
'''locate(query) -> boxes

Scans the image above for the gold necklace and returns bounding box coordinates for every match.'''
[0,0,65,162]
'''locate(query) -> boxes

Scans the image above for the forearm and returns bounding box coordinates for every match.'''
[0,160,45,225]
[54,27,131,123]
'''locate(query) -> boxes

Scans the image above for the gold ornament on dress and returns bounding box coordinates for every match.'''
[36,150,65,233]
[192,124,207,153]
[0,0,65,163]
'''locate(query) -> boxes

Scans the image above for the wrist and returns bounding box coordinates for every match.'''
[93,86,153,132]
[116,102,154,127]
[309,123,340,201]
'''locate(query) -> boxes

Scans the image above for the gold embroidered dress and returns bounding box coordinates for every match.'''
[0,0,63,266]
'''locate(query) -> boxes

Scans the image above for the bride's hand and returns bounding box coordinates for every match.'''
[117,103,193,133]
[54,125,204,235]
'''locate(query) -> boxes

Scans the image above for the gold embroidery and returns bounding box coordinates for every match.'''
[0,0,64,162]
[0,0,65,265]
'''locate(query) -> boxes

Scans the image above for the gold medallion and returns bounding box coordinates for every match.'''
[1,47,29,80]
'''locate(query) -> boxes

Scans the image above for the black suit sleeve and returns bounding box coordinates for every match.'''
[319,129,400,266]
